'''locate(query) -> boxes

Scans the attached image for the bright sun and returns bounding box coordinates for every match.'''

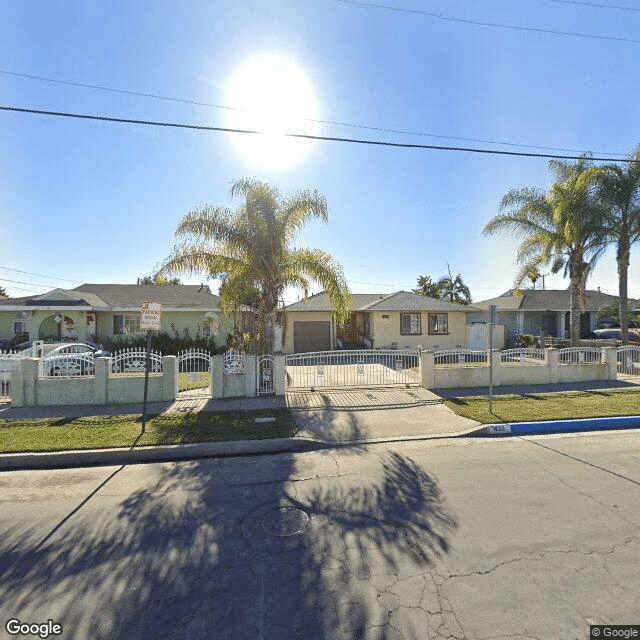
[225,54,320,168]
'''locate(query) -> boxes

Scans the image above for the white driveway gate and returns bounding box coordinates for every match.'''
[617,346,640,376]
[285,349,420,390]
[177,349,213,397]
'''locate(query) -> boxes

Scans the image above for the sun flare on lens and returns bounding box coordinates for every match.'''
[225,54,320,168]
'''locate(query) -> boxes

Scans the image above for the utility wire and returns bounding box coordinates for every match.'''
[326,0,640,44]
[0,266,83,284]
[0,69,625,156]
[2,104,638,163]
[544,0,640,12]
[0,277,57,289]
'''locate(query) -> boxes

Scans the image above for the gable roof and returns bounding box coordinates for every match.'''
[286,291,479,313]
[474,289,637,312]
[0,284,222,311]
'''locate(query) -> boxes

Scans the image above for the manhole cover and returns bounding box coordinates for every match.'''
[261,507,309,537]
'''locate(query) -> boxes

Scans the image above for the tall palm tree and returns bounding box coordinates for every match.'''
[483,156,606,346]
[437,265,472,304]
[413,275,442,298]
[580,145,640,345]
[157,178,352,354]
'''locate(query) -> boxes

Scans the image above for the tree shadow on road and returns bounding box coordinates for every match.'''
[0,442,458,638]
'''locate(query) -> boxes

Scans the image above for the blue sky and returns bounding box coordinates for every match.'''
[2,0,639,304]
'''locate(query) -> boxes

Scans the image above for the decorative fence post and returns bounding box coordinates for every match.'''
[547,348,559,383]
[94,357,109,405]
[275,354,286,395]
[490,349,502,387]
[211,355,224,399]
[603,347,618,380]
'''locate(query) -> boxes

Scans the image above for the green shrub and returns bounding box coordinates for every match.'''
[94,332,226,355]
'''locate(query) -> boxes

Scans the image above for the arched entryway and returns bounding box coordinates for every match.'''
[39,315,77,340]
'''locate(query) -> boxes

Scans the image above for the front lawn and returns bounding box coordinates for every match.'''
[0,409,298,454]
[444,389,640,424]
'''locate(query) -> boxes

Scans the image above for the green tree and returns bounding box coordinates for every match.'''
[0,286,6,297]
[437,265,472,304]
[412,275,442,298]
[580,145,640,344]
[483,156,606,346]
[157,178,351,354]
[138,275,182,285]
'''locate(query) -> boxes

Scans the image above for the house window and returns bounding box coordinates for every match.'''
[428,313,449,335]
[13,321,27,336]
[400,313,421,335]
[113,314,141,335]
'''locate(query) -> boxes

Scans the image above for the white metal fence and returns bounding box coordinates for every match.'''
[39,352,96,378]
[557,347,603,365]
[111,348,163,374]
[500,349,547,366]
[434,349,488,367]
[285,349,420,389]
[0,350,26,400]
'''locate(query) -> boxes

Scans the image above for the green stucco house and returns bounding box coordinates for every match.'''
[0,283,235,346]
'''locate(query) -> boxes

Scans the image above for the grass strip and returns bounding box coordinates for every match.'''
[444,389,640,424]
[0,408,298,454]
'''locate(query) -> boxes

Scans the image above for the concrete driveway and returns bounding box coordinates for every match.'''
[286,387,482,443]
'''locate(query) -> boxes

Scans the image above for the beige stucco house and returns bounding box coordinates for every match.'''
[0,283,235,347]
[468,289,637,338]
[284,291,484,353]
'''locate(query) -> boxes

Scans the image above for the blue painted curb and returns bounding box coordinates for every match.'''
[486,415,640,435]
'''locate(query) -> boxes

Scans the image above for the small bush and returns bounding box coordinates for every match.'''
[94,332,226,355]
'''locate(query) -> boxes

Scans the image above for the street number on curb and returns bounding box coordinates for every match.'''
[488,424,512,434]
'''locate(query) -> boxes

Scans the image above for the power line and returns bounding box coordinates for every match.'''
[544,0,640,12]
[0,266,83,284]
[0,69,626,156]
[2,105,638,163]
[0,277,56,289]
[326,0,640,44]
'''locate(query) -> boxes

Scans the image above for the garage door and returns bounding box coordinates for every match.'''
[293,321,331,353]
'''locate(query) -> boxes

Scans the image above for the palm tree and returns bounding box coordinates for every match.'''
[483,156,606,346]
[437,265,472,304]
[412,275,442,298]
[580,145,640,345]
[157,178,352,354]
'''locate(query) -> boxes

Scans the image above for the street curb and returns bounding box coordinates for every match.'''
[482,414,640,436]
[0,437,328,471]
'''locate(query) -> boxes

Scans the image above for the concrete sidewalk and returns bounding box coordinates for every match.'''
[2,380,639,470]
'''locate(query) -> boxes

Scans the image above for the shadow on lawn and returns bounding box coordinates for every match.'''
[0,415,458,639]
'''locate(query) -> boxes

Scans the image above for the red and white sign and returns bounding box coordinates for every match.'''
[140,301,162,331]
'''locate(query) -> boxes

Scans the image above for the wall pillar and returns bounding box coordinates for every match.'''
[162,355,178,402]
[547,348,559,383]
[603,347,618,380]
[489,349,502,387]
[211,355,224,399]
[94,357,109,405]
[419,350,435,389]
[21,359,39,407]
[245,355,257,397]
[275,354,286,396]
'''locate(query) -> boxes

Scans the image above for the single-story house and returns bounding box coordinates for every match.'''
[468,288,637,338]
[283,290,490,353]
[0,283,239,347]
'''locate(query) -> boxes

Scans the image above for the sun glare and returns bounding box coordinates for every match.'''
[225,54,320,168]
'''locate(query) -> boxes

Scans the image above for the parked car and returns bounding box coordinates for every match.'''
[43,343,111,376]
[594,317,639,330]
[585,329,640,345]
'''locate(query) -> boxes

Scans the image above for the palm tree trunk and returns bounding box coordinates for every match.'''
[618,238,631,345]
[569,272,582,347]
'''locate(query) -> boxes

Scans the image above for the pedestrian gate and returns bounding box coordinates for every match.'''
[176,349,213,398]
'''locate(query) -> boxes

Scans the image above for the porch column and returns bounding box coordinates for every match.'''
[516,311,525,334]
[557,312,566,339]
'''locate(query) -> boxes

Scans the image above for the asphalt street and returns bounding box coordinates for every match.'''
[0,430,639,640]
